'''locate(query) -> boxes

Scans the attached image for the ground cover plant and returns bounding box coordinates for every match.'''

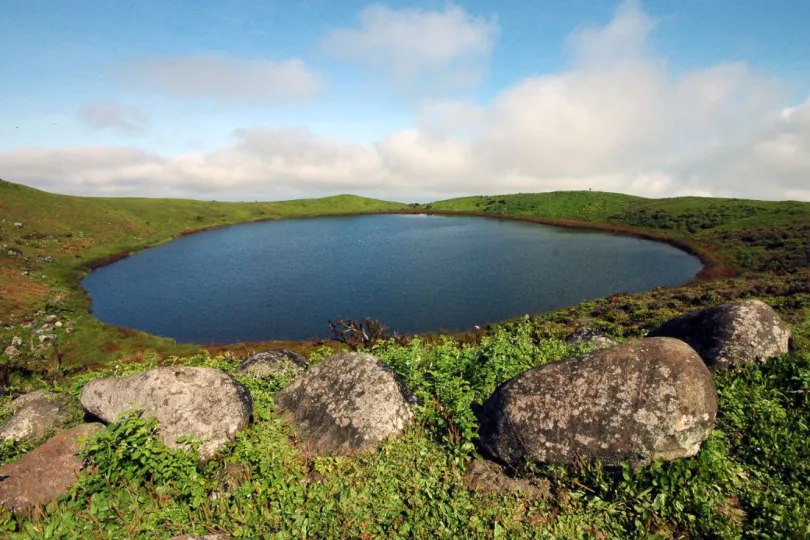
[1,179,810,537]
[2,314,809,538]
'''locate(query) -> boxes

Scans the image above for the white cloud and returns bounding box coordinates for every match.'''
[125,56,323,104]
[321,3,498,93]
[77,101,148,134]
[568,0,656,68]
[2,0,809,202]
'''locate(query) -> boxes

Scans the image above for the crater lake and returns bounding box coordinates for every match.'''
[82,214,703,343]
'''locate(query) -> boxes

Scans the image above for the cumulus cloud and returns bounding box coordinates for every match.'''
[77,101,148,134]
[2,0,809,202]
[321,3,498,93]
[125,56,323,104]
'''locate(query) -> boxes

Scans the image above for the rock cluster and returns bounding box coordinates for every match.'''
[0,296,793,518]
[478,299,791,467]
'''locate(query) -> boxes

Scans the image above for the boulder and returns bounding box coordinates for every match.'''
[0,423,104,513]
[0,392,70,443]
[648,300,791,369]
[275,352,415,455]
[79,368,252,461]
[565,327,617,350]
[478,338,717,467]
[238,350,307,379]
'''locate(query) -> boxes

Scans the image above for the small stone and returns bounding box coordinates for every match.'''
[0,392,71,443]
[38,334,55,344]
[13,222,22,229]
[170,534,229,540]
[467,460,549,500]
[3,346,20,358]
[565,327,617,350]
[54,321,63,328]
[44,315,57,324]
[11,336,22,347]
[238,350,308,379]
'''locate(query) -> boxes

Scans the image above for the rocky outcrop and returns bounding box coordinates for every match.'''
[0,391,71,443]
[478,338,717,467]
[275,352,415,455]
[565,327,617,350]
[0,423,104,513]
[238,350,307,379]
[648,300,791,369]
[79,368,252,461]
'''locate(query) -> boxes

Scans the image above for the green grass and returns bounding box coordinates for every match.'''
[427,191,645,221]
[3,318,810,538]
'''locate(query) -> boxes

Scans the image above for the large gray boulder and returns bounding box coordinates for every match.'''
[478,338,717,467]
[0,423,104,513]
[80,367,252,461]
[275,352,415,455]
[648,300,791,369]
[238,350,307,379]
[0,391,71,443]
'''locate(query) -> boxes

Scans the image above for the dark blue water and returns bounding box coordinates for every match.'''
[82,215,702,344]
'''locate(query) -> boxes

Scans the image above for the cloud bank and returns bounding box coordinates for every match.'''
[2,1,808,201]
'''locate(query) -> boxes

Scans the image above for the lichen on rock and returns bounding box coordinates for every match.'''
[275,352,416,455]
[478,337,718,467]
[648,299,791,369]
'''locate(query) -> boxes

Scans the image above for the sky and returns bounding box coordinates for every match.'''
[1,0,810,202]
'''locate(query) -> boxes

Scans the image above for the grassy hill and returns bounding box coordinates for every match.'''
[426,191,810,276]
[1,180,810,537]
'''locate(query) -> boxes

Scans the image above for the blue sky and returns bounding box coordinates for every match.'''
[1,0,809,201]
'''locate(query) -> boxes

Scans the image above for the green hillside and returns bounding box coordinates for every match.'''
[427,191,810,275]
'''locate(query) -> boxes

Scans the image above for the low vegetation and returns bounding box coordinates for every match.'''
[2,316,809,537]
[2,180,810,536]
